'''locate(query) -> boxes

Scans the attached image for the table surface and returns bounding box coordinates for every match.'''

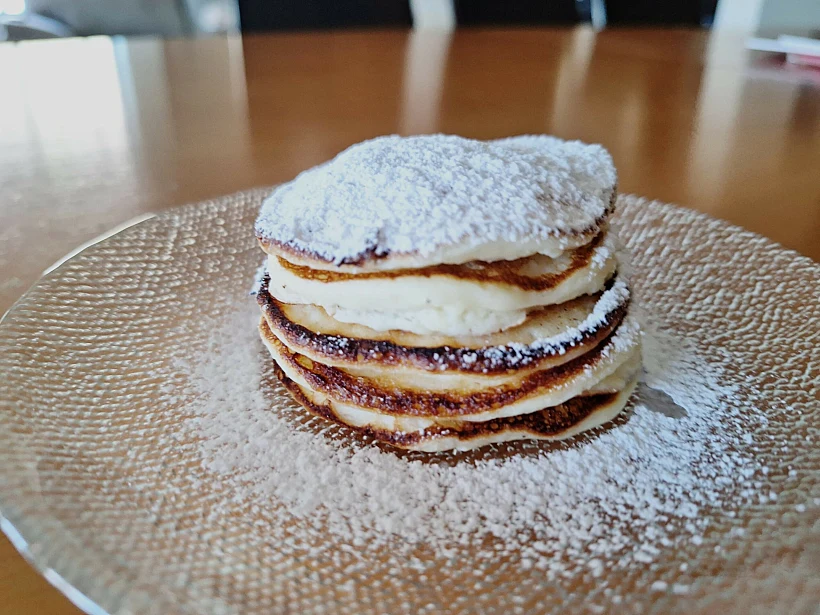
[1,26,819,614]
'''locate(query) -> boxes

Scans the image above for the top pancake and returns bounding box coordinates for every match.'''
[256,134,617,272]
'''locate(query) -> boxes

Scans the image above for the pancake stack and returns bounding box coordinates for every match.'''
[254,134,641,452]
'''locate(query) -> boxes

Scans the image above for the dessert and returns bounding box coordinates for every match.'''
[254,134,641,451]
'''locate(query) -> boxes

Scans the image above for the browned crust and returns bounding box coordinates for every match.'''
[256,189,618,268]
[258,233,391,268]
[271,359,617,449]
[273,231,605,290]
[256,275,628,375]
[261,317,624,418]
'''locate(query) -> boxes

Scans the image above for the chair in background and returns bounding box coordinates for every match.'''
[603,0,717,27]
[236,0,718,31]
[237,0,592,31]
[238,0,412,32]
[452,0,585,26]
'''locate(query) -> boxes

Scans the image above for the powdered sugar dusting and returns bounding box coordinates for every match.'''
[255,135,615,265]
[178,297,768,597]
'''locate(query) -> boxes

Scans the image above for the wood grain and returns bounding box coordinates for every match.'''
[0,27,818,614]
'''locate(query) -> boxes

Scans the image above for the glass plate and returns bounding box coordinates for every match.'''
[1,189,817,615]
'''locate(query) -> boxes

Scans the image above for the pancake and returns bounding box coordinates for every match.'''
[273,355,638,452]
[256,274,631,377]
[259,315,641,422]
[264,229,618,336]
[265,326,641,438]
[253,133,639,452]
[255,135,617,273]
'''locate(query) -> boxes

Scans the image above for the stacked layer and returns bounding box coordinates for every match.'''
[254,134,641,452]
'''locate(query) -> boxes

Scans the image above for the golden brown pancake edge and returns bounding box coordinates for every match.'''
[270,358,629,450]
[259,316,631,419]
[256,275,629,376]
[272,231,606,291]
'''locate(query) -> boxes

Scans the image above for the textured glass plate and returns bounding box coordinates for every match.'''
[0,189,818,615]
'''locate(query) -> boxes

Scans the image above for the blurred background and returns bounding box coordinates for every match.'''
[1,0,819,315]
[0,0,819,39]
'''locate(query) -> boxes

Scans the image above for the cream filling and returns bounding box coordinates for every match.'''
[327,304,527,337]
[265,232,618,335]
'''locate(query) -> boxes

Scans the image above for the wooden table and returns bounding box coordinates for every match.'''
[0,27,818,614]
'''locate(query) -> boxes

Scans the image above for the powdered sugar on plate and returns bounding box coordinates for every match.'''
[178,297,767,590]
[255,135,616,265]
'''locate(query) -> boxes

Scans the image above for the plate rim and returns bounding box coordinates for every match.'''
[0,213,166,615]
